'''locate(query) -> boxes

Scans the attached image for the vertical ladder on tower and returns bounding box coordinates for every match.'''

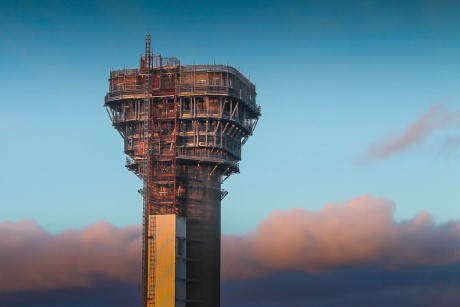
[143,33,153,307]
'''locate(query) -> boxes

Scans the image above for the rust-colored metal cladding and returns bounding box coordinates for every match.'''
[104,34,261,306]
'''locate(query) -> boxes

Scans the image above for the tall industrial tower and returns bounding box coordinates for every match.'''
[105,35,260,306]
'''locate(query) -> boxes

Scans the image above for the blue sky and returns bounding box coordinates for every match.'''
[1,0,460,235]
[2,1,460,306]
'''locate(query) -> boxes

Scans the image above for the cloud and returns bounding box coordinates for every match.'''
[0,282,141,307]
[0,220,141,293]
[221,264,460,307]
[361,104,460,162]
[3,195,460,306]
[221,195,460,281]
[439,134,460,156]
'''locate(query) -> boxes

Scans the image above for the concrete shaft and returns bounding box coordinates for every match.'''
[184,165,221,305]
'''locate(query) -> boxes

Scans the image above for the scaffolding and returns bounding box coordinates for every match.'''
[104,35,261,307]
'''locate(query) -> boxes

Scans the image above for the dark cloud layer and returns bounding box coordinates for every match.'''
[2,195,460,305]
[3,265,460,307]
[222,264,460,307]
[0,282,141,307]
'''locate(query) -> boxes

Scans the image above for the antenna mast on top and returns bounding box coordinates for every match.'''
[145,33,152,69]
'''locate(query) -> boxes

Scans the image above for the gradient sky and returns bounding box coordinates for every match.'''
[1,0,460,306]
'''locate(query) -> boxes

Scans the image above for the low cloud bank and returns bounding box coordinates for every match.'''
[222,195,460,280]
[2,195,460,294]
[361,104,460,162]
[0,221,141,293]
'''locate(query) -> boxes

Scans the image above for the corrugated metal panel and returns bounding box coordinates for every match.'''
[154,215,176,306]
[146,215,176,306]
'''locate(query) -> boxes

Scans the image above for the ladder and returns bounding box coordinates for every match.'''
[142,34,153,307]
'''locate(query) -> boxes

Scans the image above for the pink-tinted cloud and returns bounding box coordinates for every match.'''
[361,104,460,162]
[221,195,460,280]
[0,221,141,293]
[3,196,460,293]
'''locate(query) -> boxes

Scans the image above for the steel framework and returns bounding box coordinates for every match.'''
[105,35,261,306]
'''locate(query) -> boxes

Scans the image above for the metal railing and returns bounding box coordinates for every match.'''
[176,148,239,170]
